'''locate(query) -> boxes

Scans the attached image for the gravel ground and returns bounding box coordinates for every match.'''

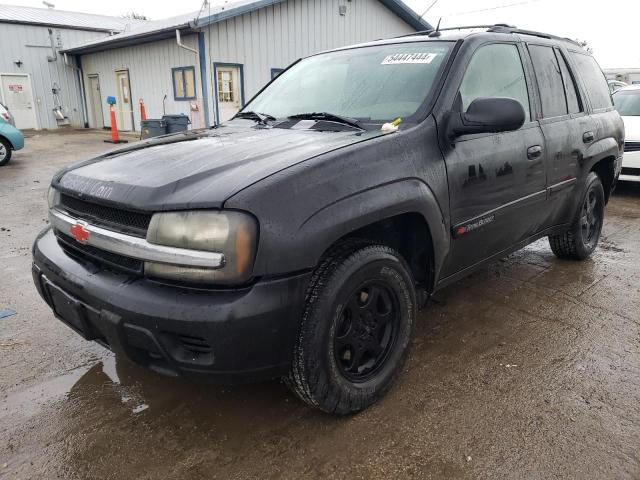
[1,130,639,480]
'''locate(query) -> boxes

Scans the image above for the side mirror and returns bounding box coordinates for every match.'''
[447,97,525,139]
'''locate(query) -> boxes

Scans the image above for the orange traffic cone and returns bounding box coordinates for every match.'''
[104,104,128,144]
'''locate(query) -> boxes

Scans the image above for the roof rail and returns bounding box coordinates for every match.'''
[395,24,515,38]
[487,25,583,46]
[396,24,583,48]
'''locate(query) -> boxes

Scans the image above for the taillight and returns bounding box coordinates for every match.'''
[0,113,9,122]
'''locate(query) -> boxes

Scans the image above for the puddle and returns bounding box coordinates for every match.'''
[1,364,92,420]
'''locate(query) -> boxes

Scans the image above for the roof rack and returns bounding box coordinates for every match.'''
[396,24,513,38]
[396,24,583,47]
[487,25,582,46]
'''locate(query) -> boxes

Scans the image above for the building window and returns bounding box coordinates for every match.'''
[271,68,284,79]
[217,70,234,102]
[172,67,196,100]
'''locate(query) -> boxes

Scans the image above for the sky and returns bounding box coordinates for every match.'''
[6,0,639,68]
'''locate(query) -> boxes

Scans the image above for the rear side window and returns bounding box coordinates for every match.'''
[459,43,531,122]
[556,50,581,114]
[528,45,568,118]
[570,52,612,110]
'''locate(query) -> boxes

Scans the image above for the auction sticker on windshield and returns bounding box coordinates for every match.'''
[381,53,439,64]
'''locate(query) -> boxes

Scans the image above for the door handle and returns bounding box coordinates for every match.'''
[527,145,542,160]
[583,131,595,143]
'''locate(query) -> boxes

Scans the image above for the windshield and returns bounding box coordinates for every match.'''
[243,42,451,123]
[613,90,640,116]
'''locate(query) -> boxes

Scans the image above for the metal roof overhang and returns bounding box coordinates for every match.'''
[61,25,196,54]
[0,18,118,33]
[378,0,432,31]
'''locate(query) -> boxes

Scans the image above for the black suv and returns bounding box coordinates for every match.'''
[33,25,624,415]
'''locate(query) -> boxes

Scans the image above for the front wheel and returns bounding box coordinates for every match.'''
[0,138,12,166]
[549,171,605,260]
[285,242,416,415]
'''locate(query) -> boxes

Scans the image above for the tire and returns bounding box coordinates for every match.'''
[548,171,605,260]
[285,241,416,415]
[0,138,11,166]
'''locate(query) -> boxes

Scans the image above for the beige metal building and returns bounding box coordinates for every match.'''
[61,0,431,131]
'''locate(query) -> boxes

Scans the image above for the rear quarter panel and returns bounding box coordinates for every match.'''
[0,122,25,150]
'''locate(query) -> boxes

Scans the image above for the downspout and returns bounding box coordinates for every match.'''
[64,52,89,128]
[176,29,208,127]
[176,29,198,55]
[46,28,57,62]
[197,32,210,127]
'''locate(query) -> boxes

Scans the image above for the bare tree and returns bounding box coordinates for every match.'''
[574,39,594,54]
[122,12,149,20]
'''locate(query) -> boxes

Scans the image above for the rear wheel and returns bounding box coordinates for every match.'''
[549,171,605,260]
[0,138,12,166]
[285,242,416,415]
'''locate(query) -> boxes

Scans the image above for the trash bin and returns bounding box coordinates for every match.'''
[141,119,167,139]
[163,114,190,134]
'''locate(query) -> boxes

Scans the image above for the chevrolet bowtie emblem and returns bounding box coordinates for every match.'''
[70,222,90,243]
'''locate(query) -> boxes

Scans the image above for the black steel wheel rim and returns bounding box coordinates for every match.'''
[581,189,600,245]
[333,280,400,382]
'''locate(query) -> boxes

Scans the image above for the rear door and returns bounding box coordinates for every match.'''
[525,43,594,226]
[440,42,547,276]
[0,74,37,129]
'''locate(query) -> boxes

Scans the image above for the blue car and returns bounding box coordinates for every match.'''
[0,102,25,166]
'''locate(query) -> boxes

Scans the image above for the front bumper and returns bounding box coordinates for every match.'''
[32,228,309,383]
[620,150,640,182]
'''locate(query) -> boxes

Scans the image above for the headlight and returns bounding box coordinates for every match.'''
[47,186,60,209]
[145,211,258,285]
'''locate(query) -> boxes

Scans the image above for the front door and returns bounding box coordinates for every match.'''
[440,42,547,277]
[115,70,134,131]
[1,74,37,129]
[88,75,104,129]
[215,65,242,123]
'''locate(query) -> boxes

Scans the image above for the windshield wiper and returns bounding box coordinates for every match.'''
[288,112,364,130]
[234,111,276,125]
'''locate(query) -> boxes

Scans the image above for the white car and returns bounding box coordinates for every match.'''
[608,80,628,94]
[613,85,640,182]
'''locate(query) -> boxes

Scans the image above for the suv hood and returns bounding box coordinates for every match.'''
[621,115,640,141]
[55,122,383,210]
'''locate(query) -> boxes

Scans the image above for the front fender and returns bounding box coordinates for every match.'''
[225,120,450,280]
[295,178,449,281]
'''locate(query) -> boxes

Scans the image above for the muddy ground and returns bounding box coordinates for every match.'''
[1,130,639,479]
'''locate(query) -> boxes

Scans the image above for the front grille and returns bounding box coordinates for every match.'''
[57,233,143,274]
[60,194,152,237]
[624,141,640,153]
[621,167,640,176]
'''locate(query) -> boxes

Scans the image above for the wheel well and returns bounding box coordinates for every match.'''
[0,135,13,150]
[330,213,435,291]
[591,156,616,203]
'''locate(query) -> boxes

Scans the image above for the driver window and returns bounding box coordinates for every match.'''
[459,43,531,123]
